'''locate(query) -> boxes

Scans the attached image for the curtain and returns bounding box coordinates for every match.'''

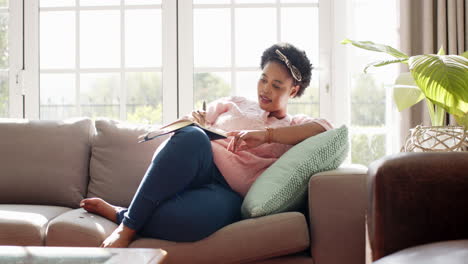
[399,0,467,144]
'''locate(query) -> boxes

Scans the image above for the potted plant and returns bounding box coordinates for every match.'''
[342,39,468,151]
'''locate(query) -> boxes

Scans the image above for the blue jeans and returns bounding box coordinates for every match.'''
[116,126,242,242]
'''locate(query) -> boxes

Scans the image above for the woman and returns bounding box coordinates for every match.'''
[80,43,332,248]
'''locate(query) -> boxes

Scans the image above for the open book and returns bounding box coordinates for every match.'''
[138,119,227,143]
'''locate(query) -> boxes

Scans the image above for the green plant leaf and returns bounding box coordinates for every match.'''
[341,39,409,59]
[364,58,409,73]
[454,114,468,129]
[409,54,468,117]
[393,72,425,111]
[437,46,446,55]
[462,51,468,59]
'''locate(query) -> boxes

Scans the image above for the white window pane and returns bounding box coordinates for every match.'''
[351,133,386,166]
[0,0,7,7]
[40,0,75,7]
[194,72,231,108]
[281,7,318,67]
[287,73,319,117]
[125,0,161,5]
[40,11,75,69]
[80,73,120,119]
[352,0,398,45]
[194,9,230,67]
[236,71,261,102]
[80,11,120,68]
[351,73,386,127]
[0,71,8,117]
[194,0,230,4]
[80,0,120,6]
[40,73,76,119]
[0,13,8,69]
[125,9,161,67]
[235,8,276,67]
[126,72,163,125]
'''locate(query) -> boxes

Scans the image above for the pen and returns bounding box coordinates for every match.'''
[203,100,206,111]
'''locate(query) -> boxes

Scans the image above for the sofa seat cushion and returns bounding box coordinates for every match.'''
[46,208,117,247]
[0,118,93,208]
[129,212,309,264]
[0,205,71,246]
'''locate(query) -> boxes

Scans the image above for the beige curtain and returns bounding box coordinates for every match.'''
[399,0,467,144]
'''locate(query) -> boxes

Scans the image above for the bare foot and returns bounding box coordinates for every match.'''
[80,198,120,223]
[101,223,136,248]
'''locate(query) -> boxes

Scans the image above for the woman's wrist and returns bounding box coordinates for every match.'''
[265,127,274,144]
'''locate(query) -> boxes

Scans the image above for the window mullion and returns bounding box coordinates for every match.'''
[328,0,350,127]
[24,0,39,120]
[76,0,81,117]
[230,0,235,96]
[177,0,193,119]
[276,0,280,43]
[120,0,126,121]
[162,0,179,123]
[318,0,333,121]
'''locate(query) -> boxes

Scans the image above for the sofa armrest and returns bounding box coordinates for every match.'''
[367,152,468,261]
[308,164,367,264]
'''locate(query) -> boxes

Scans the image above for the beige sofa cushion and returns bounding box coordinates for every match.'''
[46,208,117,247]
[0,205,70,246]
[129,212,310,264]
[0,118,93,208]
[88,119,169,207]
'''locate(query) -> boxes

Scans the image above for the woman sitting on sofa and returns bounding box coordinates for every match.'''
[80,43,332,248]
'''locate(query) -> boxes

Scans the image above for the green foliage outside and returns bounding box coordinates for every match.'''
[193,73,230,109]
[127,104,162,124]
[0,75,7,116]
[351,73,385,126]
[126,72,162,124]
[350,74,387,166]
[288,84,319,117]
[0,12,8,117]
[351,133,386,166]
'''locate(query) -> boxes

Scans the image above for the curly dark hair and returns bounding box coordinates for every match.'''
[260,43,313,97]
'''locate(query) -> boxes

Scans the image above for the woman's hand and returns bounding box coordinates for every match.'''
[191,110,207,126]
[227,130,267,152]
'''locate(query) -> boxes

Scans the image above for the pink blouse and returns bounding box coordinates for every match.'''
[205,96,333,197]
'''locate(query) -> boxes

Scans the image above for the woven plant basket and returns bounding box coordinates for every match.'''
[402,125,468,152]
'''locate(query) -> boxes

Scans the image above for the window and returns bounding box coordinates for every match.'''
[180,0,321,117]
[35,0,168,124]
[344,0,400,165]
[13,0,399,166]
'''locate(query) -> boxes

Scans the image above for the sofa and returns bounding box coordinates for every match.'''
[0,118,367,264]
[367,152,468,264]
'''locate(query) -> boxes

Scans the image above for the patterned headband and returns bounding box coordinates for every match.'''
[275,49,302,82]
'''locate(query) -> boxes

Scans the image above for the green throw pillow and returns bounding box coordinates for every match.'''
[241,125,349,218]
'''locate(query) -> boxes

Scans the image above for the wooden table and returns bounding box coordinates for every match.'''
[0,246,167,264]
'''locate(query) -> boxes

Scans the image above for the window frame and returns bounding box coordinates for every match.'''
[23,0,178,123]
[178,1,332,120]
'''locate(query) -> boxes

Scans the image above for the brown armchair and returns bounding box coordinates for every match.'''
[367,152,468,263]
